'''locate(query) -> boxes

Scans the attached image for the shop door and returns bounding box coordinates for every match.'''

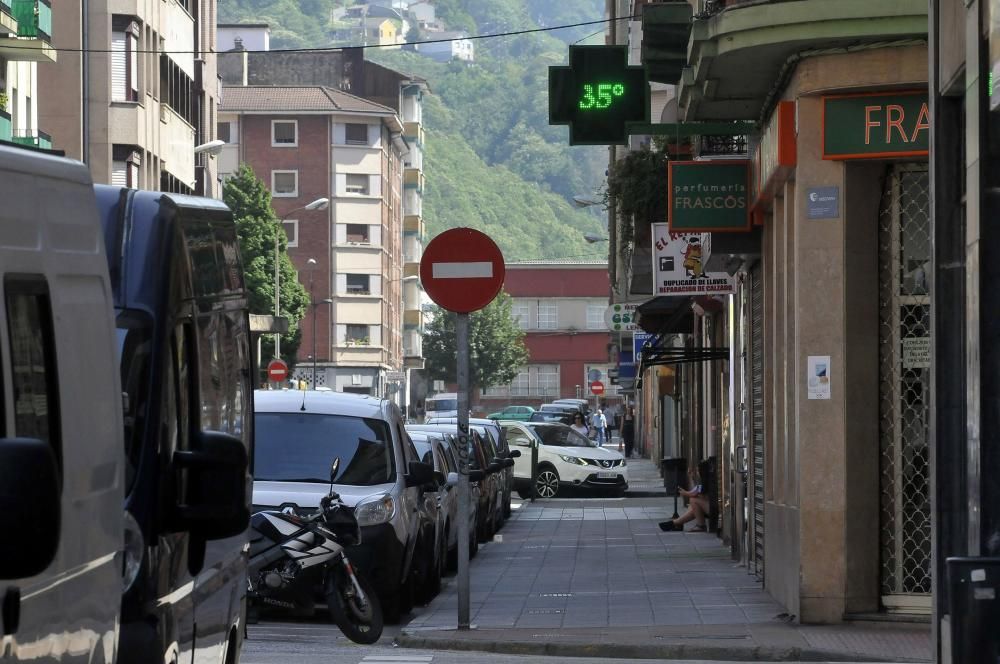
[878,164,931,613]
[749,263,765,581]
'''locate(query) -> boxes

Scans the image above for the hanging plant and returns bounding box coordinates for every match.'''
[0,92,8,114]
[605,145,669,248]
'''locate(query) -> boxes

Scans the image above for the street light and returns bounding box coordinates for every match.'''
[273,198,329,359]
[194,139,226,157]
[584,232,609,244]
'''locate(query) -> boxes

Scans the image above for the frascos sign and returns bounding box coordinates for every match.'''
[822,91,929,160]
[668,160,751,233]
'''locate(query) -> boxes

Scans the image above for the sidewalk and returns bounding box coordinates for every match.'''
[396,490,931,662]
[621,448,668,498]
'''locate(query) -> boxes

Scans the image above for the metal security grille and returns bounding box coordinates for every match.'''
[878,165,931,610]
[750,263,765,581]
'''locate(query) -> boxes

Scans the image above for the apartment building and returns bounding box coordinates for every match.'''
[219,85,407,399]
[0,0,55,147]
[478,261,617,413]
[218,29,428,408]
[38,0,220,196]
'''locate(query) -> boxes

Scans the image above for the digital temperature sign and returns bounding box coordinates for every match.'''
[549,45,649,145]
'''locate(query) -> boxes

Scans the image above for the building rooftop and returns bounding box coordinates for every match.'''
[220,85,396,115]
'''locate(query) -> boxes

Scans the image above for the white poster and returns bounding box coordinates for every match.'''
[651,223,735,296]
[807,355,832,400]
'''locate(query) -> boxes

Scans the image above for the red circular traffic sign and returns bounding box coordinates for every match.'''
[267,359,289,383]
[420,228,505,313]
[590,381,605,395]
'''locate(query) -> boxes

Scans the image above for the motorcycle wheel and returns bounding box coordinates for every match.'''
[327,570,384,645]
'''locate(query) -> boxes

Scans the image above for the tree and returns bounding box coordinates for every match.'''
[423,292,529,391]
[223,164,310,371]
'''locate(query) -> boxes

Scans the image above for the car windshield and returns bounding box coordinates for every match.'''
[254,412,395,486]
[531,425,598,448]
[427,398,457,412]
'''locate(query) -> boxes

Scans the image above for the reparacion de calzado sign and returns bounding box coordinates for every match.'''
[651,223,735,296]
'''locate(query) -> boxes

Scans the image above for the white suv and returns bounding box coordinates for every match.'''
[501,422,628,498]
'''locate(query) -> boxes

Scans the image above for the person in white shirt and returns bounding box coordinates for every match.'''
[570,412,590,438]
[591,409,608,444]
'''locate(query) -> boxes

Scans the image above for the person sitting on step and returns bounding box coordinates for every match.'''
[659,467,709,532]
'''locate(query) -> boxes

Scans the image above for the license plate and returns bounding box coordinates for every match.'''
[598,471,618,479]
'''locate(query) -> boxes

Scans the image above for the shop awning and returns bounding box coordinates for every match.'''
[635,295,694,335]
[635,333,729,385]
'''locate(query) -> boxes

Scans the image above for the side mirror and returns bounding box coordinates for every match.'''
[469,469,484,482]
[446,471,459,487]
[487,461,502,474]
[509,449,522,458]
[172,431,249,539]
[406,460,435,488]
[0,438,60,579]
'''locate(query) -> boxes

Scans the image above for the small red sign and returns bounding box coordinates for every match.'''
[267,358,289,383]
[420,228,506,313]
[590,381,605,395]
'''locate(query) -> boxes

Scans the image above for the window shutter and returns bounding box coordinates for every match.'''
[111,33,127,102]
[128,162,140,188]
[370,225,381,246]
[111,161,128,187]
[336,324,346,345]
[370,175,382,198]
[335,274,347,294]
[370,326,382,347]
[335,224,347,244]
[128,32,139,100]
[370,275,382,297]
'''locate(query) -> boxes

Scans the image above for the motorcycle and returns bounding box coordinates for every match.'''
[248,458,384,644]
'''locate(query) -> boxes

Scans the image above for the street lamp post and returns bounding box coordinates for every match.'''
[273,197,329,360]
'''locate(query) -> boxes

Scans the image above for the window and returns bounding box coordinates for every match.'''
[345,174,370,195]
[511,302,530,330]
[346,224,370,244]
[111,18,140,102]
[587,303,606,330]
[536,365,559,396]
[345,123,368,145]
[217,121,231,143]
[345,324,370,346]
[272,120,297,147]
[346,274,371,295]
[112,146,141,187]
[5,276,61,466]
[159,55,195,126]
[282,219,298,248]
[509,370,530,397]
[271,170,298,197]
[537,301,558,329]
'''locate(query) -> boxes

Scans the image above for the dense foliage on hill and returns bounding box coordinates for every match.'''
[218,0,609,261]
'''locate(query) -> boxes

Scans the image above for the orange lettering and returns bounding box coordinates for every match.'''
[864,105,882,145]
[886,104,908,144]
[910,102,930,143]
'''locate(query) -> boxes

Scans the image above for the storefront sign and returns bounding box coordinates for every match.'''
[668,160,751,233]
[651,223,736,296]
[604,302,638,332]
[633,332,652,362]
[752,101,797,209]
[903,337,931,369]
[806,186,840,220]
[822,92,929,160]
[807,355,832,400]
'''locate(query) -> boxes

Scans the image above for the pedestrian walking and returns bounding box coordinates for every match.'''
[591,409,608,445]
[622,405,635,458]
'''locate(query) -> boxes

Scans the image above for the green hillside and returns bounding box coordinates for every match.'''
[218,0,609,261]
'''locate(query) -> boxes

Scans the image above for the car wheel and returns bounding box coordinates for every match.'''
[535,467,560,498]
[516,486,533,500]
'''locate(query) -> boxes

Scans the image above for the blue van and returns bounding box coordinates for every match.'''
[96,187,252,664]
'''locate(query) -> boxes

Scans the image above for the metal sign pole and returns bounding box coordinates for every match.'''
[455,312,471,630]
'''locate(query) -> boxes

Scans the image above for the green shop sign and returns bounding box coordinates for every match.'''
[823,91,929,160]
[668,160,751,233]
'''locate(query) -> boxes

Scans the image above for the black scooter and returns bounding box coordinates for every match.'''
[247,458,384,644]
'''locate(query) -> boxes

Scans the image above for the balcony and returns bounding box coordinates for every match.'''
[0,0,55,62]
[403,121,424,145]
[0,0,17,35]
[404,214,424,237]
[11,129,51,149]
[403,169,424,191]
[404,309,423,329]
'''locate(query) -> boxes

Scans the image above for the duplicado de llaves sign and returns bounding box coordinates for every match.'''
[822,91,929,160]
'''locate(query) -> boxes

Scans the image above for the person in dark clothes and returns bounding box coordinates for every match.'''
[621,405,635,458]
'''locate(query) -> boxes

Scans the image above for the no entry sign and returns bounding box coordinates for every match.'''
[590,380,605,395]
[420,228,505,313]
[267,358,289,383]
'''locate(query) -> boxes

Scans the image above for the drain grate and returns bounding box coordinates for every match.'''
[539,593,573,597]
[527,609,564,614]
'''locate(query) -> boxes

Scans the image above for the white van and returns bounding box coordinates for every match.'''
[424,392,458,419]
[0,145,124,662]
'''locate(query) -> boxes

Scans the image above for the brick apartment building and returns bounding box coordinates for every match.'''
[477,260,618,413]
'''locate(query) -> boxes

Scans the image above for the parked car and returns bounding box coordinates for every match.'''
[424,392,458,419]
[408,424,504,543]
[540,403,582,415]
[253,390,438,622]
[486,405,535,421]
[502,422,628,498]
[552,399,592,415]
[529,410,575,425]
[0,145,125,663]
[424,417,519,519]
[96,185,253,663]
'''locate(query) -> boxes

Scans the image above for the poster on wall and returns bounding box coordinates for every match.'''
[807,355,832,400]
[651,222,736,296]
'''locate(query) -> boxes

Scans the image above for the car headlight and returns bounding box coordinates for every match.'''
[355,494,396,527]
[558,455,587,465]
[122,510,144,592]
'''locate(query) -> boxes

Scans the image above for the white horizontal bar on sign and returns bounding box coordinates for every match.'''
[432,261,493,279]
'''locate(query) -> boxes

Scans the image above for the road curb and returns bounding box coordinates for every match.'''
[394,631,926,662]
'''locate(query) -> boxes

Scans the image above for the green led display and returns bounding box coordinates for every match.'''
[550,46,649,145]
[579,83,627,110]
